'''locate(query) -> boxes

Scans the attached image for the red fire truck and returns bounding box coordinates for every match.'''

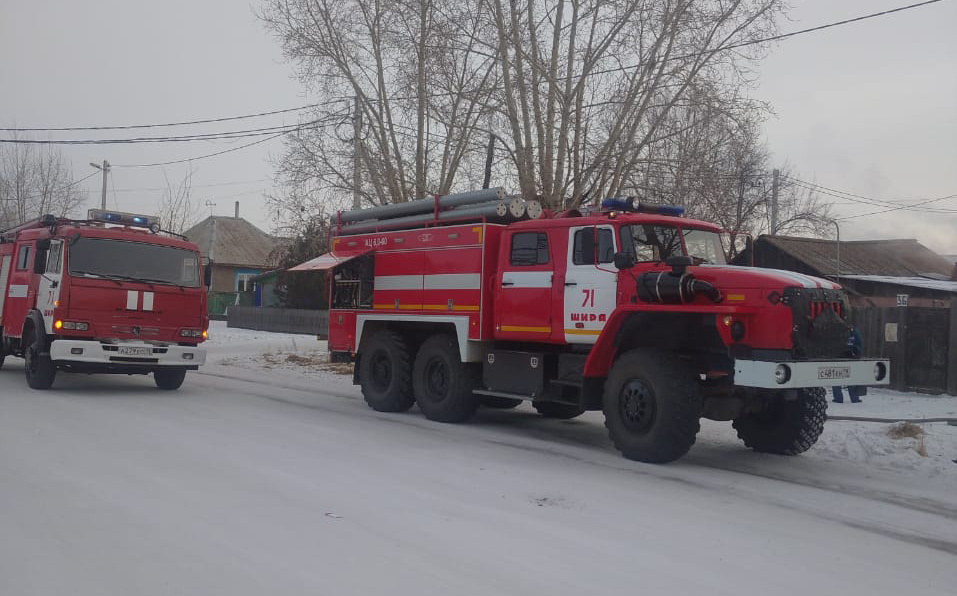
[0,210,209,390]
[305,189,889,463]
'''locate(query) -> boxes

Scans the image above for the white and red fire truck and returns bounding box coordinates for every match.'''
[301,188,889,463]
[0,210,209,390]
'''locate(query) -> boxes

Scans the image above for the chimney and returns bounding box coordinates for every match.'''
[234,201,239,218]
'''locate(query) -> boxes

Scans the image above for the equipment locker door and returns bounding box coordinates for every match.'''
[4,242,36,337]
[563,225,617,344]
[495,230,553,340]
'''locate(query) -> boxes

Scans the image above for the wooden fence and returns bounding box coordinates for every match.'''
[849,303,957,395]
[226,306,329,339]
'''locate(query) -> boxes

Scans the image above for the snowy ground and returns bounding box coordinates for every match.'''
[0,321,954,595]
[208,322,957,494]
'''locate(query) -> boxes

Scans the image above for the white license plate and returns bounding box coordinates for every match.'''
[818,366,850,380]
[118,346,151,356]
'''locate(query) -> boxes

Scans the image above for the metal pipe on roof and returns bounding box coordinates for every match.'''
[336,199,523,236]
[335,187,505,224]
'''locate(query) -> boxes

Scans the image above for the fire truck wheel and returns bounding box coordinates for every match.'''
[358,330,415,413]
[23,329,57,390]
[533,402,585,419]
[602,349,701,463]
[154,368,188,390]
[413,334,479,423]
[732,387,827,455]
[482,396,523,409]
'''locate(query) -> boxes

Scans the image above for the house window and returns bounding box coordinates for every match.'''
[16,245,32,270]
[510,232,549,266]
[236,273,255,292]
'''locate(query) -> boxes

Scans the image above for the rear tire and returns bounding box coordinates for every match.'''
[733,388,827,455]
[533,401,584,419]
[24,328,56,390]
[602,349,701,463]
[482,396,523,409]
[154,368,187,390]
[358,330,415,413]
[413,334,479,423]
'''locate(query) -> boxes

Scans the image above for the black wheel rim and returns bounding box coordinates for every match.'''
[422,357,449,403]
[619,378,657,433]
[369,349,392,392]
[25,345,37,377]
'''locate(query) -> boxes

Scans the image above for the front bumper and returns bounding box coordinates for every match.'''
[734,358,889,389]
[50,339,206,367]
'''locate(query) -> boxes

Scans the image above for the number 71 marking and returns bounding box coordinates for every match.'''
[581,288,595,308]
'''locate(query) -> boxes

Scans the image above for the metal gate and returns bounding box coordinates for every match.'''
[904,307,949,392]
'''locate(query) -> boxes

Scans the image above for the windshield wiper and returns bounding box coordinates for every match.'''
[136,277,191,291]
[72,270,122,286]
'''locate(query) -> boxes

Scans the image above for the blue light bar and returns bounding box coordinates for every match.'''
[87,209,161,231]
[600,197,685,217]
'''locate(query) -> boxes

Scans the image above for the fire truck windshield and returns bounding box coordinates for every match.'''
[67,237,200,287]
[619,224,726,264]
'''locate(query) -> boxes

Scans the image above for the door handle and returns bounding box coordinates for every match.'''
[564,281,577,286]
[502,281,514,287]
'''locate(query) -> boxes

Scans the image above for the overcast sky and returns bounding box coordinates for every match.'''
[2,0,955,255]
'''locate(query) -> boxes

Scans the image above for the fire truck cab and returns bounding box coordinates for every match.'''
[317,191,889,463]
[0,210,209,390]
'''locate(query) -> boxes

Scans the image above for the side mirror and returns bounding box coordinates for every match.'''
[580,226,596,265]
[203,260,213,288]
[613,251,636,270]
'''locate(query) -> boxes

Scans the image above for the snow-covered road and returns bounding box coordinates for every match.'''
[1,323,955,595]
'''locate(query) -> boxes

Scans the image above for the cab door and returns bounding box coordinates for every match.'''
[563,225,618,344]
[36,239,64,334]
[494,230,553,340]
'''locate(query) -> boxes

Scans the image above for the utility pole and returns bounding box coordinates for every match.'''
[770,168,780,235]
[353,95,362,210]
[89,160,110,210]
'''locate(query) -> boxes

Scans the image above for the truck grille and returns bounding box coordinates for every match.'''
[783,287,850,359]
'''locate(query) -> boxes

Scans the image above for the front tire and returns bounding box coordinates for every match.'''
[533,401,584,420]
[733,388,827,455]
[603,349,701,463]
[412,334,479,423]
[24,329,56,390]
[154,368,187,390]
[358,330,415,412]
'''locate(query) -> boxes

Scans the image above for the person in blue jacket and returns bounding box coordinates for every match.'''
[833,326,864,403]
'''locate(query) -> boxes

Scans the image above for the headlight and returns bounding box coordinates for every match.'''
[874,362,887,381]
[58,321,89,331]
[774,363,791,384]
[180,329,204,338]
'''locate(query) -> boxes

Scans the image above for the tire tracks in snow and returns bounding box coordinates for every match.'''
[193,367,957,555]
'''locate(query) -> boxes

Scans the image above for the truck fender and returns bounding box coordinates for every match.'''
[583,304,752,378]
[22,310,47,346]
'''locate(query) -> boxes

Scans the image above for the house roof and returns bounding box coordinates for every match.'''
[755,235,954,278]
[184,216,280,268]
[840,275,957,294]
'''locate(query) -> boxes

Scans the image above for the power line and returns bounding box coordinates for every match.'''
[787,176,957,213]
[0,103,320,133]
[836,194,957,220]
[0,121,317,145]
[585,0,950,79]
[111,132,291,168]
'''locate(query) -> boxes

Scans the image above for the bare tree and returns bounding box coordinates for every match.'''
[157,167,199,234]
[0,136,86,228]
[261,0,820,232]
